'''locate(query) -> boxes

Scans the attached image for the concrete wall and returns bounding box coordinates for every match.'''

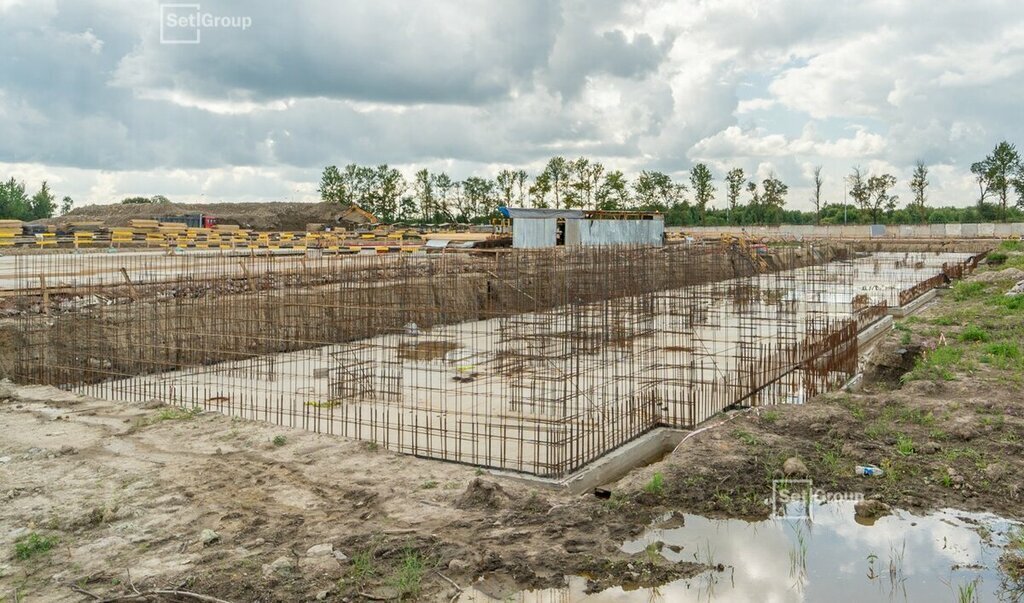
[668,222,1024,239]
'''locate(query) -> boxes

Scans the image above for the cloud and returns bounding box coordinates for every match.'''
[0,0,1021,209]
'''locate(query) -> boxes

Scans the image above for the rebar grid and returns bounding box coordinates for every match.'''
[1,245,982,477]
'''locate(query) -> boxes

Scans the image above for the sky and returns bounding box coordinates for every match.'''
[1,0,1023,211]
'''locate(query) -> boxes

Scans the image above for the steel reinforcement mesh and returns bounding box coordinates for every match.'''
[1,245,982,477]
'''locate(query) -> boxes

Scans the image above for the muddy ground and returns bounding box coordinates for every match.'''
[3,250,1024,602]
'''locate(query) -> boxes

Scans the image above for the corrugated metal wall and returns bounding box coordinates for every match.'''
[512,218,557,248]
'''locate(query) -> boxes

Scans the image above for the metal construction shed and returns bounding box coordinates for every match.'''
[500,207,665,249]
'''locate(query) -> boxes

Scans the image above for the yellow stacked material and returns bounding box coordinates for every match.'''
[186,227,212,236]
[213,224,240,232]
[158,223,188,232]
[0,219,24,234]
[421,232,493,242]
[129,219,161,230]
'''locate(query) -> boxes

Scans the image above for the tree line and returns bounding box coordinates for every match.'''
[0,178,73,221]
[319,140,1024,226]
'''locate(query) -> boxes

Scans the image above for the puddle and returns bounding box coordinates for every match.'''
[458,502,1021,602]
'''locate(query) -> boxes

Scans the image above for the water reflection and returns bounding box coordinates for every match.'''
[458,502,1020,602]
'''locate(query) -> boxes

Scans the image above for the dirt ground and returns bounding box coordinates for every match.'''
[3,249,1024,602]
[0,385,702,603]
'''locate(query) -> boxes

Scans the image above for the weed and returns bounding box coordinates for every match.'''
[347,550,377,588]
[958,325,989,342]
[733,429,760,446]
[155,406,202,421]
[420,480,438,490]
[953,281,986,301]
[389,549,425,599]
[865,419,891,440]
[903,346,963,381]
[272,435,287,447]
[363,441,379,452]
[987,252,1009,266]
[900,331,912,345]
[895,434,915,457]
[14,533,57,561]
[643,472,666,496]
[761,410,780,424]
[998,240,1023,252]
[956,578,979,603]
[644,541,663,563]
[932,315,959,326]
[985,342,1021,360]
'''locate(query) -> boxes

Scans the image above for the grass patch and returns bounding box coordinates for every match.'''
[420,480,438,490]
[643,472,666,496]
[272,435,287,447]
[895,434,915,457]
[953,281,986,301]
[14,533,57,561]
[733,429,761,446]
[761,410,780,424]
[155,406,202,421]
[389,549,426,599]
[958,325,989,342]
[987,251,1009,266]
[998,240,1023,252]
[903,346,963,382]
[984,342,1021,359]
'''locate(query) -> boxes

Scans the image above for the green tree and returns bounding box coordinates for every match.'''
[725,168,745,224]
[120,196,153,204]
[541,156,570,209]
[971,141,1022,220]
[847,167,871,221]
[28,181,56,219]
[633,171,685,210]
[318,165,344,203]
[529,172,552,209]
[865,173,898,224]
[60,196,74,216]
[761,174,788,224]
[461,177,496,220]
[567,157,604,209]
[689,163,714,224]
[369,165,407,223]
[595,170,630,210]
[909,161,929,224]
[413,169,436,222]
[0,178,30,219]
[433,172,455,221]
[495,169,517,208]
[810,165,823,224]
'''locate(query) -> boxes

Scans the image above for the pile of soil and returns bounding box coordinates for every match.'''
[48,201,366,231]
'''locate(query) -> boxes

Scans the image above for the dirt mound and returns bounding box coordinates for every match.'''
[49,201,370,231]
[972,268,1024,283]
[455,478,512,510]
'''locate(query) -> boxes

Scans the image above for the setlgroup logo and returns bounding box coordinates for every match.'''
[772,479,863,519]
[160,4,253,44]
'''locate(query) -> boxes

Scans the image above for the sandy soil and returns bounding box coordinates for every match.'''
[0,385,701,603]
